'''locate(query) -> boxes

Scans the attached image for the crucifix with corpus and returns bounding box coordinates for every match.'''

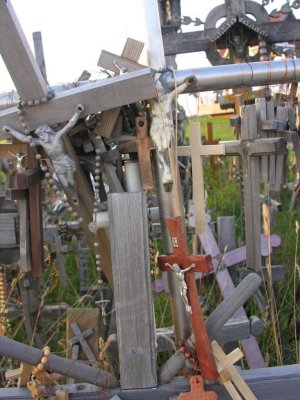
[158,216,219,382]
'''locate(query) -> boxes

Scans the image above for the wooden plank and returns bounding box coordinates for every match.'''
[266,100,276,185]
[1,366,300,399]
[255,98,268,183]
[95,38,145,138]
[0,68,156,132]
[17,200,31,272]
[32,31,48,84]
[241,105,262,271]
[98,50,145,74]
[108,192,157,389]
[275,106,288,191]
[0,0,48,100]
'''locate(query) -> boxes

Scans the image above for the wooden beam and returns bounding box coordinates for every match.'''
[108,192,157,390]
[0,0,48,100]
[0,68,156,132]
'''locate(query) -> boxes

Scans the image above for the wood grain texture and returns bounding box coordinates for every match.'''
[108,192,157,389]
[0,68,156,132]
[95,38,145,138]
[241,105,262,271]
[0,0,48,100]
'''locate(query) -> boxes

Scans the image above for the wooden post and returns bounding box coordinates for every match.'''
[108,192,157,389]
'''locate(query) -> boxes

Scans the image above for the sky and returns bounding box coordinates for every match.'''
[0,0,297,114]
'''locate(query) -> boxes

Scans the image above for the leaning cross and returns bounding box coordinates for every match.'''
[118,116,156,189]
[157,216,219,381]
[68,322,96,364]
[177,122,225,235]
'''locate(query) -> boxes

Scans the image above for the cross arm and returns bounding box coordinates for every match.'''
[177,144,225,157]
[221,137,286,156]
[158,254,213,273]
[0,68,157,132]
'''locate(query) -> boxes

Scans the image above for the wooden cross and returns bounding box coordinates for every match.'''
[178,375,217,400]
[118,116,155,189]
[157,216,219,381]
[212,341,257,400]
[206,122,221,177]
[221,104,286,271]
[95,37,145,138]
[68,322,96,364]
[177,122,225,235]
[0,2,156,131]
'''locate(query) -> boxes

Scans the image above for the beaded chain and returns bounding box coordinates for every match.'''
[31,346,51,378]
[0,266,12,336]
[93,134,109,325]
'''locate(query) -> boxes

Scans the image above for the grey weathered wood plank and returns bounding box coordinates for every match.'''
[275,106,288,191]
[98,50,145,74]
[255,98,268,182]
[0,0,48,100]
[32,31,48,84]
[1,365,300,400]
[0,68,156,132]
[241,104,262,271]
[95,38,145,138]
[266,99,276,185]
[108,192,157,389]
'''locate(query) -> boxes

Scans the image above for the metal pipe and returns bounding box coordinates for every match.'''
[166,59,300,92]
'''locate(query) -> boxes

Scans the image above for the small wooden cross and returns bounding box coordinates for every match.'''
[212,341,257,400]
[178,375,217,400]
[158,216,218,381]
[177,122,225,235]
[68,322,96,364]
[118,116,156,189]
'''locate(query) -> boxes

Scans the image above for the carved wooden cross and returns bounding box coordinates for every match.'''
[68,322,96,364]
[118,116,155,189]
[177,122,225,235]
[157,216,218,381]
[178,375,217,400]
[6,152,44,277]
[212,341,257,400]
[221,104,286,271]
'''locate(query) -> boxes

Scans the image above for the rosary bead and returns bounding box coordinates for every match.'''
[35,100,40,106]
[94,242,99,247]
[95,155,101,161]
[43,347,50,356]
[96,267,102,272]
[30,142,36,148]
[95,149,101,155]
[41,97,47,103]
[52,185,58,191]
[37,363,44,371]
[41,356,48,364]
[27,100,33,107]
[35,154,42,160]
[45,172,51,179]
[96,254,101,259]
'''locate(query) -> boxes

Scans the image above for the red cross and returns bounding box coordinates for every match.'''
[158,216,218,381]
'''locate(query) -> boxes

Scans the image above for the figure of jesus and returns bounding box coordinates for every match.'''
[149,76,195,191]
[165,262,196,314]
[3,104,84,189]
[8,151,27,173]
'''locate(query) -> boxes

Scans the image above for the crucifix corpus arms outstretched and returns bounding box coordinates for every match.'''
[3,104,84,189]
[149,76,195,191]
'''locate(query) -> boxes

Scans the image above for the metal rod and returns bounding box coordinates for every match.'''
[166,59,300,92]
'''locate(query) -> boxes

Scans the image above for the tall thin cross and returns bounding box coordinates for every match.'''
[177,122,225,235]
[158,216,219,381]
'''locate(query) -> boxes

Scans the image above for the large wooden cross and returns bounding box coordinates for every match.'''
[177,122,225,235]
[221,104,286,271]
[158,216,219,381]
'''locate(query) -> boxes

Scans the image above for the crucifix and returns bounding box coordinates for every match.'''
[0,0,157,289]
[177,121,225,235]
[178,375,217,400]
[158,216,219,381]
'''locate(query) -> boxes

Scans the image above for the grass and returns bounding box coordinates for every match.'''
[184,116,236,142]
